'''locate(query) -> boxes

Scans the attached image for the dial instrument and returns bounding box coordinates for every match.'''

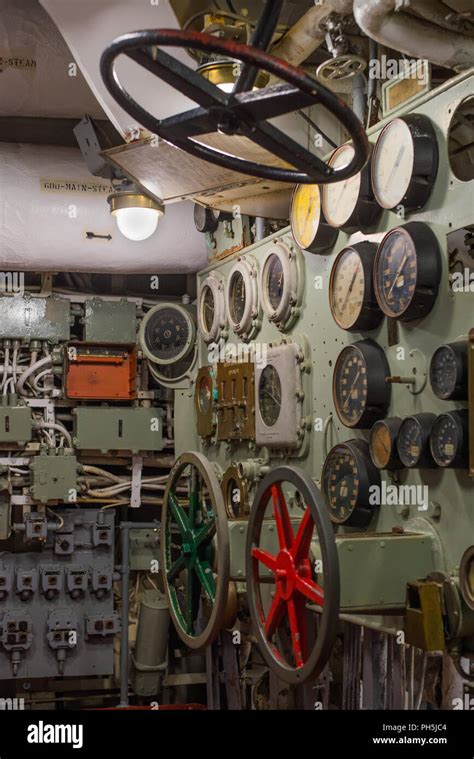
[374,222,441,321]
[369,417,403,470]
[371,114,439,212]
[258,364,282,427]
[397,413,437,469]
[322,439,381,527]
[198,273,227,344]
[322,144,381,232]
[329,242,383,331]
[229,270,246,324]
[333,340,391,428]
[202,286,216,332]
[290,183,338,253]
[194,203,219,234]
[260,243,303,331]
[430,342,468,401]
[140,303,195,366]
[226,257,260,341]
[430,410,469,469]
[265,254,283,311]
[194,366,216,438]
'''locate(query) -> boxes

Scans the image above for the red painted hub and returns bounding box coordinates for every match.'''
[251,484,325,669]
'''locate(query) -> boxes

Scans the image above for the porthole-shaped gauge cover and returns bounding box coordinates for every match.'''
[448,96,474,182]
[198,272,227,344]
[260,242,304,331]
[226,256,260,341]
[139,303,196,366]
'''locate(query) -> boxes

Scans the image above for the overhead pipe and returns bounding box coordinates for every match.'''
[353,0,474,72]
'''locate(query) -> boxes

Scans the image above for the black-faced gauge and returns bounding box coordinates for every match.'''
[369,417,403,470]
[429,342,468,401]
[260,242,303,331]
[290,183,338,254]
[193,203,219,234]
[139,303,196,365]
[322,144,382,232]
[371,114,439,212]
[397,413,437,469]
[430,410,469,469]
[198,272,227,344]
[333,339,391,429]
[258,364,282,427]
[322,439,381,528]
[374,222,441,321]
[194,366,216,438]
[226,256,260,341]
[329,242,383,332]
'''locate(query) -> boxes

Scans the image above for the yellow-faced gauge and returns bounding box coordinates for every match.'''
[329,242,383,332]
[290,184,338,254]
[322,144,382,232]
[369,417,403,470]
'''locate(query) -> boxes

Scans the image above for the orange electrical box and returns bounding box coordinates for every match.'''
[66,343,137,400]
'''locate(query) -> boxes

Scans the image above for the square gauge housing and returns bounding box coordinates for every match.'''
[255,343,303,449]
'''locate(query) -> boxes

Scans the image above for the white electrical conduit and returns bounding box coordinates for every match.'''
[33,421,72,448]
[1,349,9,394]
[353,0,474,72]
[16,355,53,396]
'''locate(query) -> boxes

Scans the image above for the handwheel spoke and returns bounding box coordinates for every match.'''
[188,468,201,528]
[271,484,294,550]
[287,598,304,669]
[264,590,286,639]
[251,546,277,573]
[169,492,189,535]
[295,574,325,606]
[233,0,283,94]
[292,507,314,563]
[167,553,187,583]
[229,85,317,124]
[195,519,216,548]
[251,120,332,176]
[194,558,216,604]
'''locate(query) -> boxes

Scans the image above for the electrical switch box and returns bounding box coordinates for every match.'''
[66,343,137,400]
[29,453,78,504]
[0,405,32,444]
[73,407,164,453]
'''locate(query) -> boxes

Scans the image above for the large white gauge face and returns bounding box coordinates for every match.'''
[322,145,361,228]
[290,184,322,250]
[372,119,415,209]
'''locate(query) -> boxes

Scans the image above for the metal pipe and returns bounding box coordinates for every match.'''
[353,0,474,72]
[118,520,160,707]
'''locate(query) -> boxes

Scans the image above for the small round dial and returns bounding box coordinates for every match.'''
[260,243,303,331]
[397,413,437,469]
[229,270,246,323]
[226,256,260,341]
[329,242,382,331]
[266,255,284,311]
[322,144,381,232]
[202,286,215,332]
[333,340,391,429]
[258,364,282,427]
[194,204,219,234]
[430,410,469,469]
[374,223,441,321]
[198,273,227,344]
[371,115,438,212]
[140,303,195,366]
[430,342,468,401]
[194,366,216,438]
[290,183,338,253]
[322,439,381,527]
[369,417,403,470]
[198,374,212,414]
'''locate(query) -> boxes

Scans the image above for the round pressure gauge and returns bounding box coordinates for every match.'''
[258,364,282,427]
[194,203,219,234]
[374,222,441,322]
[322,144,382,232]
[329,242,383,331]
[333,339,391,429]
[198,272,227,344]
[139,303,196,365]
[290,183,338,253]
[371,114,439,212]
[260,242,303,331]
[430,410,469,469]
[369,417,403,470]
[226,256,260,341]
[397,413,437,469]
[195,366,216,438]
[322,439,380,527]
[429,342,468,401]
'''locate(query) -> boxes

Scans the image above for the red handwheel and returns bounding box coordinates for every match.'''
[246,466,339,685]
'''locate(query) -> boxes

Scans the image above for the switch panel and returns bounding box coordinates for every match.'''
[73,407,164,452]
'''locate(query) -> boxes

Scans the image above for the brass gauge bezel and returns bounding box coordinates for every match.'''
[222,465,251,519]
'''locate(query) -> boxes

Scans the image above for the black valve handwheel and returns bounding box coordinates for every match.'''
[246,466,340,684]
[100,28,369,184]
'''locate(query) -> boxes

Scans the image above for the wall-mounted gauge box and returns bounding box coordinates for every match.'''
[0,405,32,444]
[83,299,137,344]
[73,407,164,453]
[0,296,70,342]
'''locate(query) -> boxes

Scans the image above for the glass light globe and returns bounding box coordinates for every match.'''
[113,206,160,241]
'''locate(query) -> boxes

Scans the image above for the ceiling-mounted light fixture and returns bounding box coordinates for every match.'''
[107,190,164,242]
[197,59,269,93]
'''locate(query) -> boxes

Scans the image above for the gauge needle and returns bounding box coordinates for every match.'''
[341,262,361,311]
[343,370,360,410]
[387,254,407,299]
[384,145,406,191]
[263,388,280,406]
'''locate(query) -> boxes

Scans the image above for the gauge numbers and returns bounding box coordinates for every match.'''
[333,340,391,428]
[322,440,380,527]
[430,410,469,469]
[374,223,441,321]
[430,342,468,401]
[397,413,437,469]
[140,303,195,366]
[329,242,382,331]
[258,364,282,427]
